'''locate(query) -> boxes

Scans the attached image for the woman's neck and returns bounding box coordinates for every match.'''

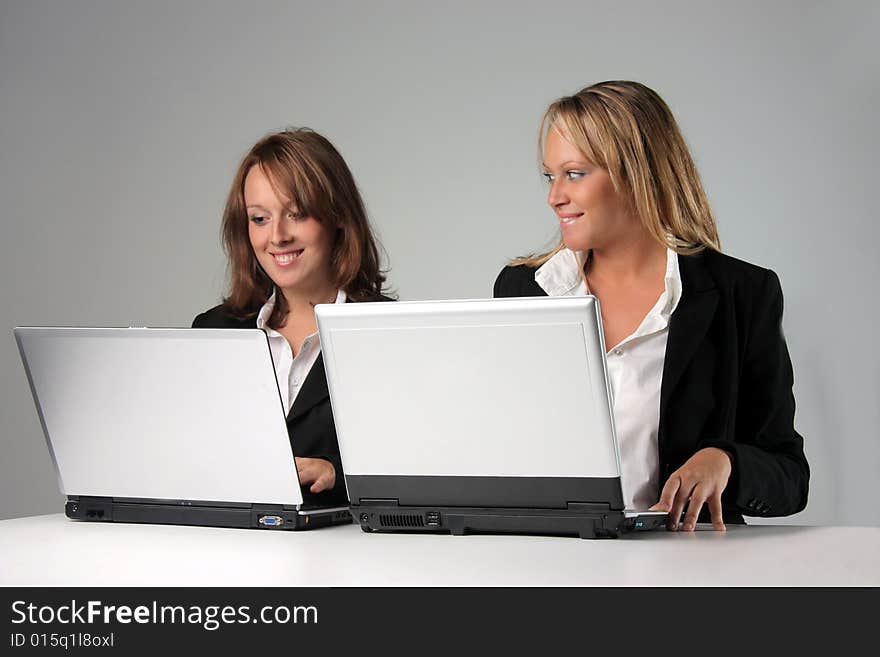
[586,234,667,285]
[279,284,338,316]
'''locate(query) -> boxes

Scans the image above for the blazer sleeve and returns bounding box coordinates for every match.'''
[701,269,809,517]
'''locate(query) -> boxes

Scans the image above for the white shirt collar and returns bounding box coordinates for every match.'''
[534,249,589,297]
[535,247,682,319]
[256,288,347,331]
[659,246,682,318]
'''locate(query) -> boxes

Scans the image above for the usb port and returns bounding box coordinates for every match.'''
[425,512,441,526]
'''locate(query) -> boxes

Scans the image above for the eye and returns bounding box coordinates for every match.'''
[286,209,306,221]
[542,172,554,184]
[566,170,587,181]
[249,215,269,226]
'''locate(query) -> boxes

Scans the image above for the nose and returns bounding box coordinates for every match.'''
[270,214,293,245]
[547,178,568,209]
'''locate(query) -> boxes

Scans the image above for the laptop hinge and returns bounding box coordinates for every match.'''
[566,502,613,513]
[358,498,399,507]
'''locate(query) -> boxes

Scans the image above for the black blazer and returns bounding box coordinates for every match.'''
[493,249,809,524]
[192,295,391,507]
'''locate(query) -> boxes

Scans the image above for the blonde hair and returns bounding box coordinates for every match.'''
[514,80,720,267]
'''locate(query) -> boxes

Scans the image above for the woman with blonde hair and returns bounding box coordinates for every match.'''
[494,81,808,531]
[194,128,392,506]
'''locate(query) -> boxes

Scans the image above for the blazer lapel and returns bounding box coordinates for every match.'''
[659,253,719,416]
[286,294,352,422]
[288,352,330,422]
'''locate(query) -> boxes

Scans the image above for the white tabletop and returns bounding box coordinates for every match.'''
[1,514,877,586]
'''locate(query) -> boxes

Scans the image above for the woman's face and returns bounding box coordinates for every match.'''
[245,165,335,298]
[542,125,642,252]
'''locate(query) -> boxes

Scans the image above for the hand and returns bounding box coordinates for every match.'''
[649,447,732,532]
[294,457,336,493]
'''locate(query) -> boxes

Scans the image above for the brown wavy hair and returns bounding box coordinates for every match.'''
[514,80,720,267]
[220,128,391,326]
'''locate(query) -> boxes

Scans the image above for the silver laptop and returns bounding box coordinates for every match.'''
[13,327,351,530]
[315,296,667,539]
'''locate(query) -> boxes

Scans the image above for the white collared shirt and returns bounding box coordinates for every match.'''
[256,289,347,416]
[535,248,682,510]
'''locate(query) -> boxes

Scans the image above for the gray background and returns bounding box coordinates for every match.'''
[1,0,877,524]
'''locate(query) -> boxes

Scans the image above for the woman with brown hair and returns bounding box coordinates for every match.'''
[494,81,809,531]
[193,128,392,505]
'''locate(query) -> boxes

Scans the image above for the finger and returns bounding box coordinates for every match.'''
[653,474,681,515]
[310,468,329,493]
[708,492,726,532]
[683,483,711,531]
[297,464,319,486]
[311,464,336,493]
[669,478,696,531]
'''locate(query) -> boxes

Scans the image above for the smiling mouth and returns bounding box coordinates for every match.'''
[271,250,304,266]
[559,213,583,226]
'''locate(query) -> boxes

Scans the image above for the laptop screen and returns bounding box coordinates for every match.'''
[317,297,623,503]
[15,327,303,506]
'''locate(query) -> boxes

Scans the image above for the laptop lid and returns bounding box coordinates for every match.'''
[315,297,626,510]
[14,327,304,507]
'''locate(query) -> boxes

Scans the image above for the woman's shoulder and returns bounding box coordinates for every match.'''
[685,249,784,309]
[348,291,397,303]
[191,304,256,329]
[686,248,780,288]
[493,263,545,298]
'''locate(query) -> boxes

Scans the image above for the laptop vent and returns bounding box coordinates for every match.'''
[379,514,425,528]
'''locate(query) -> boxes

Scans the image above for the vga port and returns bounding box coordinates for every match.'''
[258,515,284,527]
